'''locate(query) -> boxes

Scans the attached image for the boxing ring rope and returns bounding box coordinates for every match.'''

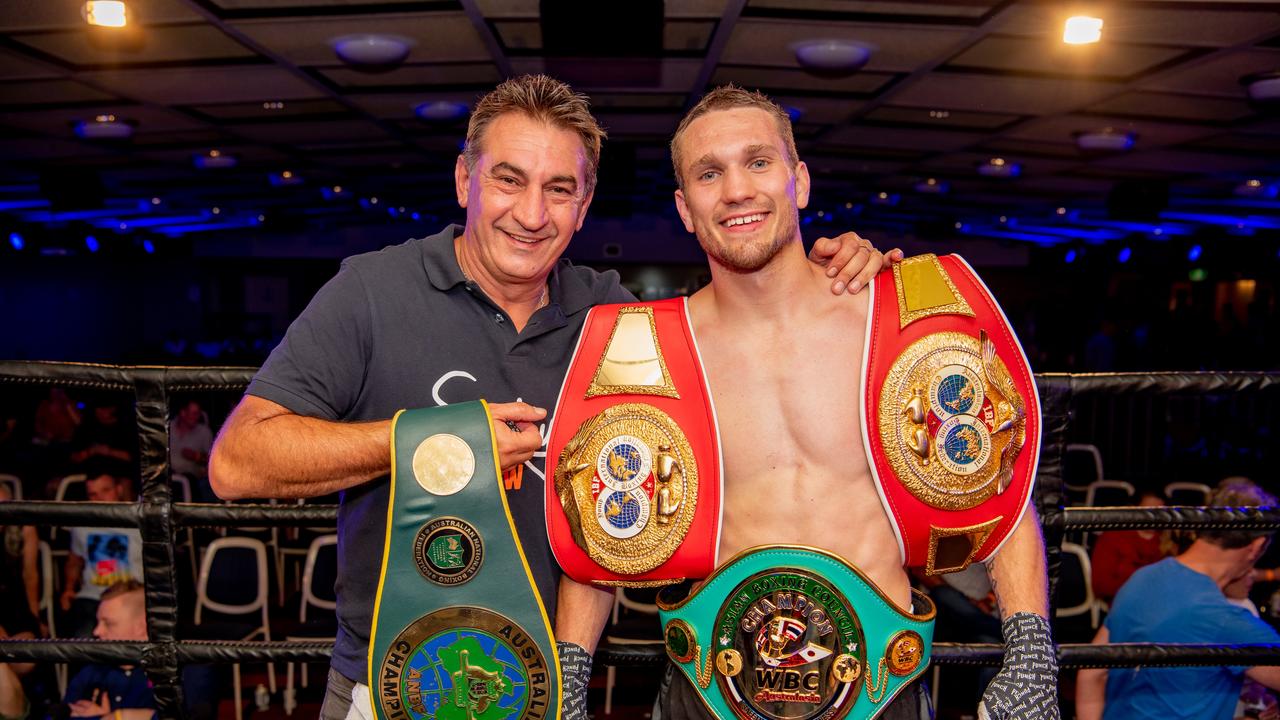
[0,362,1277,718]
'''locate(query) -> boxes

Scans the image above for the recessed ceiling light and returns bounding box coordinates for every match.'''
[75,114,133,139]
[1063,16,1103,45]
[1242,71,1280,104]
[194,150,236,169]
[978,157,1021,178]
[331,34,415,69]
[790,39,876,71]
[1075,128,1136,151]
[262,101,285,110]
[928,110,950,119]
[83,1,127,28]
[914,177,948,194]
[414,101,469,122]
[1235,178,1278,198]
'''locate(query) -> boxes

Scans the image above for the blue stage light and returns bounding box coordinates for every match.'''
[1064,249,1077,264]
[1187,244,1202,261]
[8,232,22,250]
[1117,247,1132,263]
[85,235,99,253]
[142,239,155,254]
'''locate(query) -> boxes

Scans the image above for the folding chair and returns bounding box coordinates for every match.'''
[195,537,276,720]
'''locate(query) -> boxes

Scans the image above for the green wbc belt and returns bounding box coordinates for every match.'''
[657,547,935,720]
[368,401,561,720]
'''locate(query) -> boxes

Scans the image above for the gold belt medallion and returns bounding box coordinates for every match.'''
[554,402,697,577]
[878,330,1027,511]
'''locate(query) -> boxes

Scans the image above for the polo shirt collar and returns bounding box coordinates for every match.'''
[421,223,599,316]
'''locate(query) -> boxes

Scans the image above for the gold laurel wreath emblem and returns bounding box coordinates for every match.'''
[878,331,1027,511]
[555,403,698,576]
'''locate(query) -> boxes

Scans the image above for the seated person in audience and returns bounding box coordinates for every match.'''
[0,482,41,642]
[68,403,134,468]
[916,563,1002,706]
[1090,490,1171,604]
[168,401,213,501]
[60,460,144,638]
[0,661,26,720]
[1076,478,1280,720]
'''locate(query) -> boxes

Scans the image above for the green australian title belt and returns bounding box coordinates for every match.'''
[368,401,560,720]
[656,547,935,720]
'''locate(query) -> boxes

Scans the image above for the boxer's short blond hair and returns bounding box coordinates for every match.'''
[463,74,606,196]
[671,84,799,189]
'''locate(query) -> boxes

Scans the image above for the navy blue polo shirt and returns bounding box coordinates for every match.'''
[247,224,634,683]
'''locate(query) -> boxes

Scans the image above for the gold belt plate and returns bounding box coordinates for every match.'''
[554,402,698,576]
[878,330,1027,511]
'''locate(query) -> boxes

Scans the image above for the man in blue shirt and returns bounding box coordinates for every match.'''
[1076,478,1280,720]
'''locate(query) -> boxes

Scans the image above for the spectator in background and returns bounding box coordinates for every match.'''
[169,400,213,501]
[60,460,143,638]
[33,387,79,447]
[1090,490,1171,604]
[1076,478,1280,720]
[61,580,216,720]
[0,482,40,640]
[69,403,134,468]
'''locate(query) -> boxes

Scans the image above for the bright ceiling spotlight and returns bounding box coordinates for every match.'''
[75,114,133,140]
[790,39,876,72]
[414,101,469,122]
[1063,16,1103,45]
[1075,128,1136,151]
[331,34,414,69]
[83,1,127,28]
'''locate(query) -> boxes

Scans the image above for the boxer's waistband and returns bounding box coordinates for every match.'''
[656,546,934,720]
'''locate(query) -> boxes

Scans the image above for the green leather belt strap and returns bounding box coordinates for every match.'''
[368,401,561,720]
[656,546,935,720]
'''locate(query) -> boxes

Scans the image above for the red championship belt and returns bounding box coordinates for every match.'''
[863,254,1041,575]
[545,298,722,587]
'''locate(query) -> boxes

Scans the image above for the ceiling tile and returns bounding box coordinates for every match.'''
[0,79,119,106]
[80,66,325,104]
[0,0,203,32]
[316,63,500,89]
[231,119,390,144]
[0,48,62,80]
[747,1,997,19]
[711,66,895,95]
[722,18,972,72]
[10,25,257,66]
[862,106,1022,129]
[1141,48,1280,99]
[230,12,488,65]
[823,125,985,152]
[0,105,207,136]
[1085,91,1256,123]
[1093,148,1272,174]
[890,73,1121,115]
[1005,114,1218,148]
[945,36,1187,79]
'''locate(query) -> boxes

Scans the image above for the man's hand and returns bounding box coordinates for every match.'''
[59,588,74,612]
[557,641,593,720]
[488,402,546,471]
[978,613,1060,720]
[808,232,904,295]
[69,689,110,717]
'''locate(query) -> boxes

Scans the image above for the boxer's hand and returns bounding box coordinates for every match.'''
[808,231,904,295]
[978,613,1060,720]
[558,640,592,720]
[488,401,545,471]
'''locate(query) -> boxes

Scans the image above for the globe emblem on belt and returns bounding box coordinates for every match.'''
[935,416,992,476]
[937,374,974,415]
[597,435,652,492]
[596,489,650,538]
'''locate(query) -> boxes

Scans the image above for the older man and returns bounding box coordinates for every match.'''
[210,74,893,719]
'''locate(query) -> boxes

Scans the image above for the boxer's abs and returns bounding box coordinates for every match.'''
[695,297,913,613]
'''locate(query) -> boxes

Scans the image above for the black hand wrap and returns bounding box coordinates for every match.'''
[558,641,593,720]
[978,612,1060,720]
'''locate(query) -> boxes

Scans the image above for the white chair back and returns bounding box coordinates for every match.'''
[1085,479,1135,507]
[195,536,269,625]
[1164,481,1211,506]
[300,534,338,623]
[1064,444,1104,493]
[1055,542,1099,628]
[0,473,21,500]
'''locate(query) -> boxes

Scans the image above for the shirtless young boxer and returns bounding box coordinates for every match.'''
[554,86,1059,720]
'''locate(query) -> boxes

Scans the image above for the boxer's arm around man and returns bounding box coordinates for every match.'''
[210,396,545,499]
[978,504,1060,720]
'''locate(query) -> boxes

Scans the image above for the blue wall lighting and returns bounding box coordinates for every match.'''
[85,235,100,253]
[8,232,22,250]
[1117,247,1132,263]
[1187,244,1202,262]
